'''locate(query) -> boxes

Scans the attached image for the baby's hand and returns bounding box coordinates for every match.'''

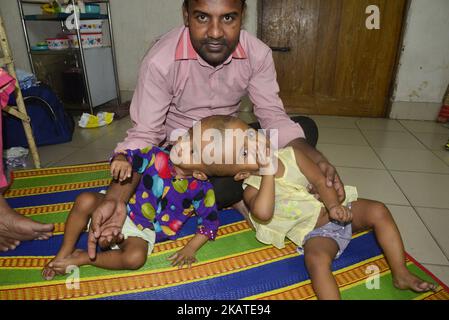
[167,245,197,269]
[328,205,352,225]
[110,154,132,182]
[257,143,277,176]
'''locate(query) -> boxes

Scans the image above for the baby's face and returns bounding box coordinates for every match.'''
[221,122,268,172]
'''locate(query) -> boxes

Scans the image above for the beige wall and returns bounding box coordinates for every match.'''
[0,0,31,72]
[0,0,258,97]
[390,0,449,120]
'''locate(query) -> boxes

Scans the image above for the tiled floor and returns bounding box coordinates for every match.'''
[17,114,449,286]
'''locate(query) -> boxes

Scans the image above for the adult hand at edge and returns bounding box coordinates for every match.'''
[87,199,127,260]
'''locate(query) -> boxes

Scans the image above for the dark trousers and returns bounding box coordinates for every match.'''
[211,116,319,209]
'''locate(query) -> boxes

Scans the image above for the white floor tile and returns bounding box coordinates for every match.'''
[357,118,406,132]
[86,134,126,151]
[374,148,449,173]
[309,115,359,129]
[414,132,449,151]
[391,171,449,209]
[433,150,449,166]
[336,167,409,205]
[54,145,112,166]
[362,131,426,150]
[318,128,368,146]
[25,144,81,168]
[400,120,449,134]
[69,126,109,148]
[421,264,449,288]
[415,207,449,260]
[317,144,384,169]
[386,205,448,265]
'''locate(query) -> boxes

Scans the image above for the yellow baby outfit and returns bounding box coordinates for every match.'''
[243,147,358,249]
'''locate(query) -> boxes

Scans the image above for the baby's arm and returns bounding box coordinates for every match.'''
[243,174,275,222]
[242,144,276,222]
[293,148,351,223]
[110,153,132,182]
[168,233,209,268]
[168,184,219,268]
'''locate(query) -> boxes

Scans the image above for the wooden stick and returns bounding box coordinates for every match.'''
[0,14,41,168]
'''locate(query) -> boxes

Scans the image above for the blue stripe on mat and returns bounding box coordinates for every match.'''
[4,187,107,208]
[98,232,382,300]
[0,210,243,257]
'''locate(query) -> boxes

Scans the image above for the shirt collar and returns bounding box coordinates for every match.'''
[175,27,247,62]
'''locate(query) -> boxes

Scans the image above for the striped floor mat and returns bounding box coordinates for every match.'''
[0,163,448,300]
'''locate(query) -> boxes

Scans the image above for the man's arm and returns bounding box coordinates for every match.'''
[292,147,352,224]
[115,58,173,152]
[292,147,340,211]
[287,138,345,202]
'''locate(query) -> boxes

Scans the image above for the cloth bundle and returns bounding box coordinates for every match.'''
[78,112,115,128]
[16,69,38,91]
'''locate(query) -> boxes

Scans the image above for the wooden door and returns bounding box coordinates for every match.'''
[258,0,407,117]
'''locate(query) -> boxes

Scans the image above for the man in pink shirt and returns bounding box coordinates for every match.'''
[88,0,345,258]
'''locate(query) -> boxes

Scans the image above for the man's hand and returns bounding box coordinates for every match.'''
[307,160,346,203]
[87,199,127,260]
[111,154,132,182]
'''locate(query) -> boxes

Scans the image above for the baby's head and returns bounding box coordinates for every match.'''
[170,115,273,181]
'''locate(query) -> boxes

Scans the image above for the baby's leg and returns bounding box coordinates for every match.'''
[351,199,436,292]
[303,234,340,300]
[47,237,148,274]
[42,192,104,280]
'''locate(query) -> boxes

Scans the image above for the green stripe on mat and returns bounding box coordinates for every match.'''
[29,212,70,225]
[340,264,435,300]
[0,229,264,287]
[10,171,111,189]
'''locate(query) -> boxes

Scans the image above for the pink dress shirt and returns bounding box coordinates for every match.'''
[115,26,305,152]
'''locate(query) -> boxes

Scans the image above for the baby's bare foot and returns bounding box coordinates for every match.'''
[393,271,437,293]
[42,259,58,281]
[48,249,88,275]
[42,250,87,280]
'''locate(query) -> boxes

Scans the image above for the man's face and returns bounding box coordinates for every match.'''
[183,0,244,67]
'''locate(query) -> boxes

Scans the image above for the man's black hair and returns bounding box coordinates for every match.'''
[183,0,247,10]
